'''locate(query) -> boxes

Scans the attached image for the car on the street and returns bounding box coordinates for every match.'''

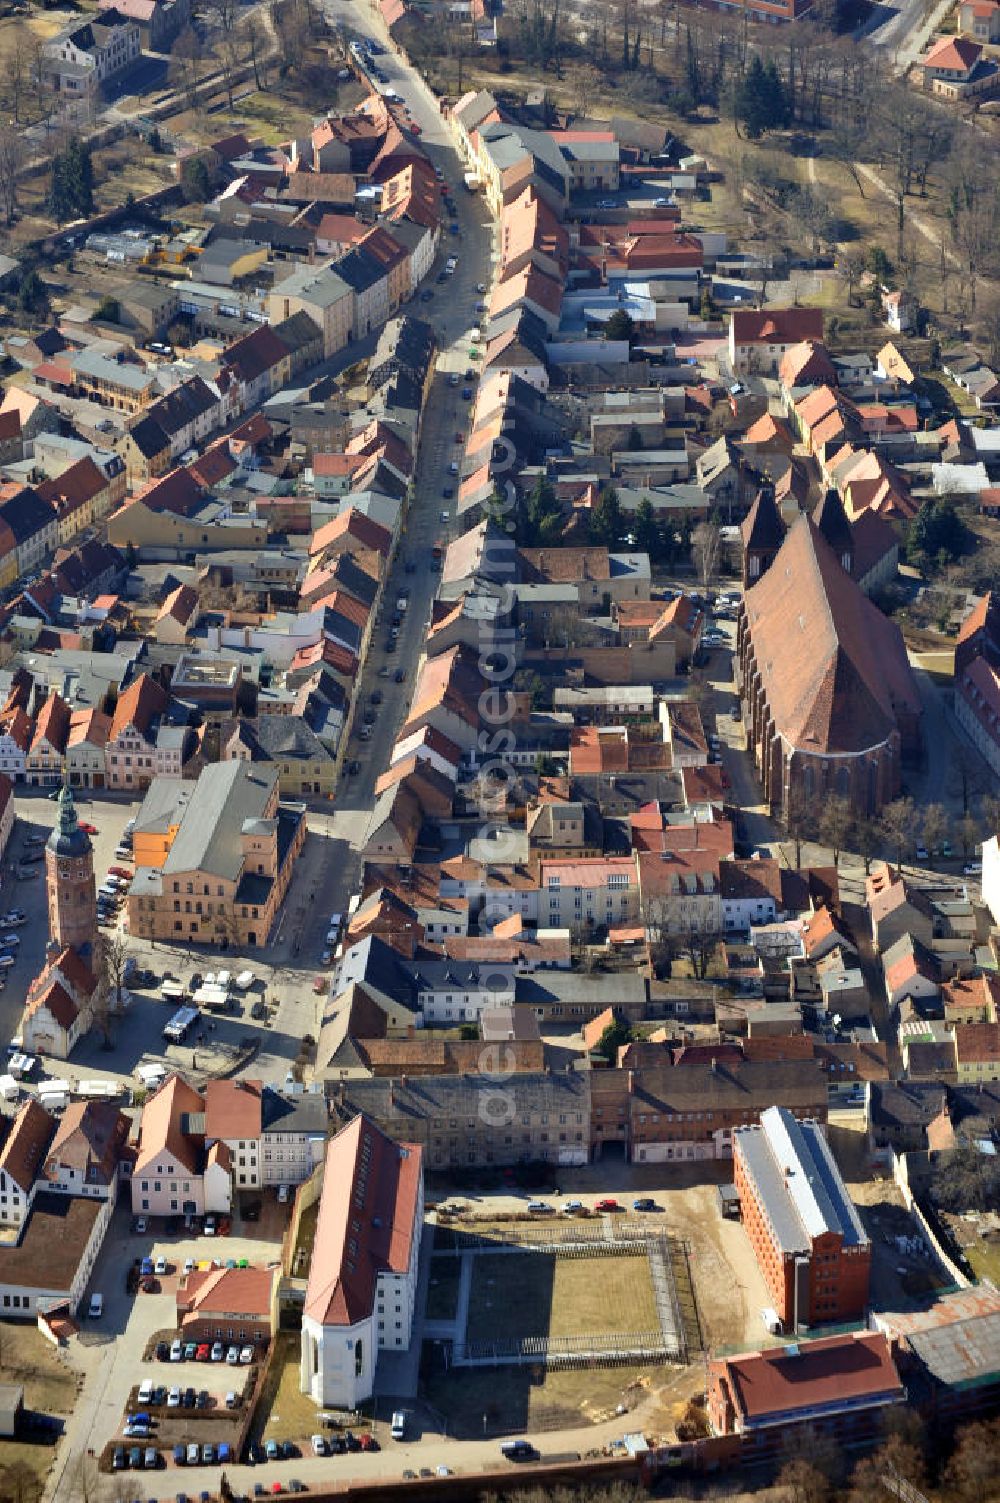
[311,1434,327,1456]
[420,288,434,301]
[240,1345,254,1364]
[128,1446,142,1470]
[526,1200,550,1213]
[265,1439,280,1461]
[183,1384,195,1406]
[110,865,132,879]
[916,845,929,861]
[187,1443,200,1465]
[183,1256,195,1275]
[167,1387,181,1408]
[442,485,454,499]
[79,822,98,835]
[201,1443,215,1464]
[154,1255,168,1275]
[1,934,19,948]
[462,386,473,399]
[440,510,450,522]
[501,1439,537,1461]
[170,1338,182,1361]
[196,1389,209,1408]
[227,1345,240,1364]
[183,1342,196,1361]
[155,1340,169,1361]
[112,1445,126,1470]
[1,911,25,925]
[595,1197,622,1212]
[196,1343,210,1361]
[143,1447,158,1470]
[448,372,459,386]
[562,1200,584,1214]
[632,1197,656,1211]
[476,281,487,293]
[0,956,15,969]
[394,668,406,683]
[964,862,982,875]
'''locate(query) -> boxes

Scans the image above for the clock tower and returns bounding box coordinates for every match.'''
[45,784,97,954]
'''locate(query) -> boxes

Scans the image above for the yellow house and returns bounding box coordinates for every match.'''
[953,1021,1000,1083]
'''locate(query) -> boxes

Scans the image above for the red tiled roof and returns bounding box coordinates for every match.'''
[731,308,824,346]
[203,1079,263,1141]
[742,515,919,755]
[304,1115,421,1327]
[715,1333,902,1424]
[110,673,167,743]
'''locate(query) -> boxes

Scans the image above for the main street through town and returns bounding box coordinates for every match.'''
[292,0,496,965]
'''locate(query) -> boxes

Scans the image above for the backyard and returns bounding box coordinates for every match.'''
[0,1324,80,1499]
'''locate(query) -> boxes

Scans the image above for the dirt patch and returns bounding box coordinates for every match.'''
[252,1330,320,1446]
[420,1354,671,1438]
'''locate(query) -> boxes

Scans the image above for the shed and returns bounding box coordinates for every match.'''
[0,1384,24,1437]
[718,1182,741,1219]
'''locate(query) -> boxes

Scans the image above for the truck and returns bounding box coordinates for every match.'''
[192,984,229,1012]
[160,980,188,1004]
[77,1080,121,1100]
[163,1006,199,1044]
[134,1062,166,1088]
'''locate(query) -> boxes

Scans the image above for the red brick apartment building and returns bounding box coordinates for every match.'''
[733,1105,871,1331]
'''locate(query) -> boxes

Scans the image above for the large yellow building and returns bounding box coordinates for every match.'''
[127,762,306,949]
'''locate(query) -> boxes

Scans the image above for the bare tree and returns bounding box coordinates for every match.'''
[818,795,852,866]
[691,517,721,600]
[243,16,268,90]
[879,796,915,869]
[919,801,951,858]
[0,124,25,227]
[170,27,204,113]
[783,784,817,868]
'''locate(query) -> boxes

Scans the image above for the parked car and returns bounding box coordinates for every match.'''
[187,1443,200,1466]
[210,1342,224,1362]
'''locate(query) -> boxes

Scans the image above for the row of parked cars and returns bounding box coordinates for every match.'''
[156,1338,255,1365]
[113,1438,237,1471]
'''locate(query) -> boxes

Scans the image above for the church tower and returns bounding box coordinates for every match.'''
[45,784,97,954]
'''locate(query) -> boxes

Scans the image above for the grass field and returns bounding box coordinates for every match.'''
[466,1252,657,1345]
[254,1330,318,1445]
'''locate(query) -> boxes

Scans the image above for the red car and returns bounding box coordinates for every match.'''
[595,1198,622,1212]
[79,822,98,835]
[195,1343,210,1361]
[109,866,132,879]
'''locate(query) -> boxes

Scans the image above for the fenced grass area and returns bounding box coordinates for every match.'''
[466,1251,658,1345]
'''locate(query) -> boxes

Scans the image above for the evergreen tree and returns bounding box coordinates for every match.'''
[522,472,562,546]
[634,497,659,559]
[735,55,788,140]
[589,485,623,547]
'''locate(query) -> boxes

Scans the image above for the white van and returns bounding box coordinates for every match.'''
[390,1411,407,1440]
[88,1293,104,1318]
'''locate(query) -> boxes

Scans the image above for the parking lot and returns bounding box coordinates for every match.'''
[59,1201,286,1486]
[0,789,347,1098]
